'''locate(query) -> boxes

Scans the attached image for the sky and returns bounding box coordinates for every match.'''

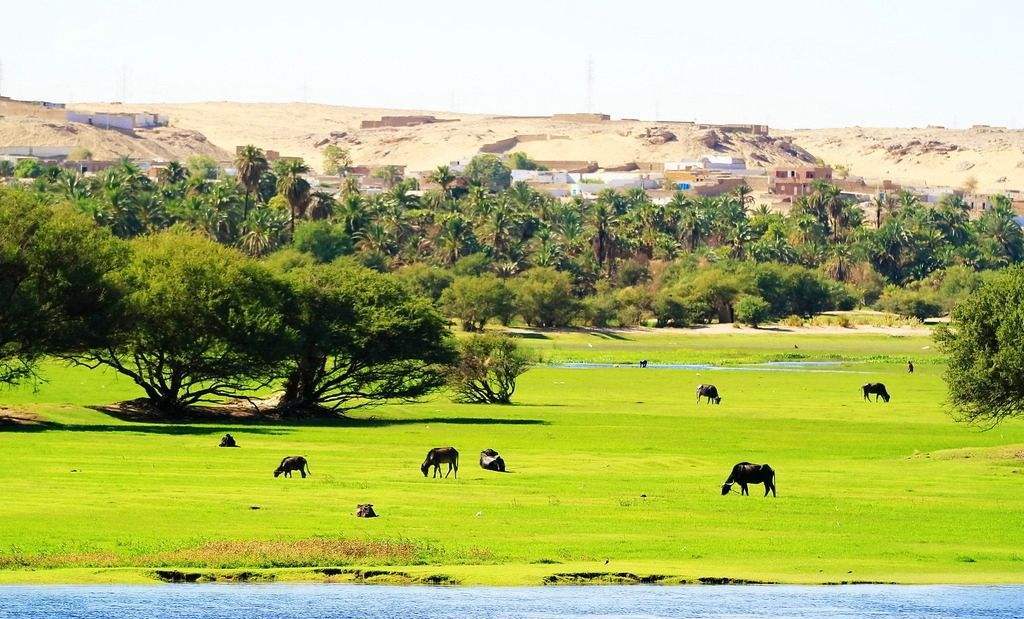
[1,0,1022,129]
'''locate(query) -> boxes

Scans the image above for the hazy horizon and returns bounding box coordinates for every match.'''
[2,0,1022,129]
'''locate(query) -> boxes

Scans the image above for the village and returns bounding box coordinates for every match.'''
[2,95,1022,226]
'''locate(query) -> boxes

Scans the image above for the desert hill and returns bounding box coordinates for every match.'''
[4,99,1024,192]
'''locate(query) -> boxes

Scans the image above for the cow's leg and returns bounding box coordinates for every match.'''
[445,463,451,478]
[763,483,770,497]
[300,468,306,478]
[740,483,748,496]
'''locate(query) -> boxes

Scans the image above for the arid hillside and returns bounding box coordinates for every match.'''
[0,100,227,161]
[781,126,1024,192]
[72,102,815,172]
[6,99,1024,192]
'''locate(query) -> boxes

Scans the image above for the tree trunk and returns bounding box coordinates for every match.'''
[279,350,326,412]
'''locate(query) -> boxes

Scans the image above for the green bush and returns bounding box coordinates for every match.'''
[440,275,514,331]
[734,295,772,327]
[511,268,581,328]
[875,287,943,319]
[292,220,352,263]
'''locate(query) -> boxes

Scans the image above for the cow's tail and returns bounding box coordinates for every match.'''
[305,461,312,476]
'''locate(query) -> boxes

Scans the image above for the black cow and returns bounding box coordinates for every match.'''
[274,456,311,478]
[721,462,776,497]
[639,359,649,368]
[862,383,891,402]
[218,433,237,448]
[421,447,459,478]
[479,449,506,472]
[696,384,722,404]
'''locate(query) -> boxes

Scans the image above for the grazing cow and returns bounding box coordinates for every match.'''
[355,504,378,518]
[907,360,914,374]
[421,447,459,479]
[274,456,311,478]
[479,449,506,472]
[639,359,649,368]
[218,433,237,448]
[721,462,776,497]
[862,383,891,402]
[696,384,722,404]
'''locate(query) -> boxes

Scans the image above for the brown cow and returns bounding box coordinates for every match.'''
[274,456,310,478]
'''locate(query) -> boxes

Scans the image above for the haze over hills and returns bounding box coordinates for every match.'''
[4,98,1024,192]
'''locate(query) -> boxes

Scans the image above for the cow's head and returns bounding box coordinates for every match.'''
[273,467,283,478]
[721,483,733,496]
[421,461,430,477]
[714,396,722,404]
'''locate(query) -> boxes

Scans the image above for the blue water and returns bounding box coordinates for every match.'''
[1,585,1021,618]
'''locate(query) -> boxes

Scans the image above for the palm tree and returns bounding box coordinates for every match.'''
[235,145,269,218]
[308,191,336,220]
[374,165,402,189]
[158,161,188,186]
[428,165,456,199]
[275,159,311,236]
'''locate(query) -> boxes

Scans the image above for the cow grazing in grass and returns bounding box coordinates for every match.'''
[721,462,776,497]
[421,447,459,479]
[479,449,506,472]
[696,384,722,404]
[274,456,310,478]
[639,359,648,368]
[219,433,237,448]
[862,383,891,402]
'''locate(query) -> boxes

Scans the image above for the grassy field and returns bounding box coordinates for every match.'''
[1,329,1023,585]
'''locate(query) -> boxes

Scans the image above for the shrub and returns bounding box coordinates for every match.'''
[440,275,514,331]
[511,268,580,328]
[875,287,943,320]
[734,295,772,327]
[614,286,653,327]
[449,334,531,403]
[582,293,618,328]
[394,263,454,303]
[292,220,352,263]
[616,259,651,287]
[780,315,805,327]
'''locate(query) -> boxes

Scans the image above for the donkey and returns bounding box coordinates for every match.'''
[862,383,891,402]
[721,462,776,497]
[274,456,311,478]
[421,447,459,479]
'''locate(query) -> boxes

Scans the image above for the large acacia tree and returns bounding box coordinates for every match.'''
[937,265,1024,426]
[0,188,125,384]
[76,230,288,412]
[275,261,455,415]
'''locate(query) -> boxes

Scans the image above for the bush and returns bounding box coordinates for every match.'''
[394,263,454,303]
[780,315,805,327]
[616,259,651,287]
[652,287,705,327]
[449,334,532,403]
[463,154,511,192]
[582,293,618,328]
[452,253,492,276]
[511,268,580,328]
[440,275,514,331]
[875,287,943,320]
[734,295,772,327]
[615,286,653,327]
[292,220,352,263]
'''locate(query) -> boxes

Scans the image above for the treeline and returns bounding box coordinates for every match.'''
[7,148,1024,324]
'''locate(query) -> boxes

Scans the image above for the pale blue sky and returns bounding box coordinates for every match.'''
[1,0,1021,128]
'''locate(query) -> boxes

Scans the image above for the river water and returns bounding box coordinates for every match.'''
[1,584,1021,618]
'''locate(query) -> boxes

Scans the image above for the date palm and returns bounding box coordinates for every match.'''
[275,159,311,236]
[428,165,456,199]
[235,145,268,218]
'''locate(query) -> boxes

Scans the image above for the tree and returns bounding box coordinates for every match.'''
[463,154,511,192]
[440,275,514,331]
[448,334,531,403]
[14,159,43,179]
[0,189,125,384]
[373,165,403,189]
[235,145,269,218]
[274,261,455,414]
[275,159,311,236]
[511,267,581,328]
[292,220,352,262]
[186,155,220,181]
[321,145,351,177]
[75,231,288,412]
[428,165,456,198]
[506,152,546,171]
[936,266,1024,425]
[0,160,14,178]
[734,295,771,327]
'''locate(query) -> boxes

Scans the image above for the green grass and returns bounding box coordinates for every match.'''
[1,331,1023,585]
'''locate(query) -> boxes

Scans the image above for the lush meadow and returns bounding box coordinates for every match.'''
[1,331,1023,585]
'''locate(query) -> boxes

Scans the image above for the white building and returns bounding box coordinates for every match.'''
[665,154,746,172]
[66,110,169,130]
